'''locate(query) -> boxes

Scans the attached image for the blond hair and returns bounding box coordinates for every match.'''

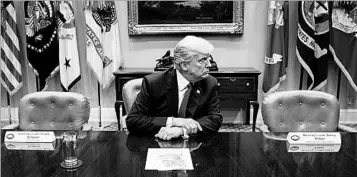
[173,36,214,71]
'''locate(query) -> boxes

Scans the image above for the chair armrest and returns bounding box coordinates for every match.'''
[259,124,270,132]
[338,124,357,132]
[1,124,19,130]
[249,101,259,132]
[81,123,92,131]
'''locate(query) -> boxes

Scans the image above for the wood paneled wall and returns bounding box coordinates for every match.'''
[1,2,356,112]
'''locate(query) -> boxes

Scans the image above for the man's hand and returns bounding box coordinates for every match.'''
[172,118,202,134]
[155,127,183,140]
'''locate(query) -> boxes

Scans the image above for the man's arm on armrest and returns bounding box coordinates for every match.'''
[126,77,168,135]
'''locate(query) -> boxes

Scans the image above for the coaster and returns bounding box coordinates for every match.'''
[60,160,83,169]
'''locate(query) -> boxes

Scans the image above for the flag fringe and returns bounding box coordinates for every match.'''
[333,1,357,13]
[83,1,114,10]
[1,2,4,28]
[333,1,357,7]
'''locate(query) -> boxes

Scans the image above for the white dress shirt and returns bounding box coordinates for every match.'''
[176,70,191,111]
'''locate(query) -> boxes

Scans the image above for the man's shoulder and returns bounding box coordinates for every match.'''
[144,68,172,84]
[204,75,218,85]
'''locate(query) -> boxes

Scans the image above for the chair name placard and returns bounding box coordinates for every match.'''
[4,131,56,143]
[286,142,341,152]
[5,142,55,151]
[287,132,341,145]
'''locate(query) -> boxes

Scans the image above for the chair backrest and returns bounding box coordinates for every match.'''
[262,90,340,132]
[122,78,143,112]
[19,91,90,130]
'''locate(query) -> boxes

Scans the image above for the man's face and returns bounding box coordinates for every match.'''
[182,54,212,82]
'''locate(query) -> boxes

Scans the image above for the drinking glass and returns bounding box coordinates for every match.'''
[60,131,83,169]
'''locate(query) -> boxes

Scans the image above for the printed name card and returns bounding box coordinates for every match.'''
[286,142,341,152]
[287,132,341,145]
[145,148,194,171]
[5,142,55,151]
[4,131,56,143]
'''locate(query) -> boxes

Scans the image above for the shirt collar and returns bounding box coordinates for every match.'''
[176,70,190,91]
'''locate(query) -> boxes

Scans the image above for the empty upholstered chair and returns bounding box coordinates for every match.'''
[2,91,91,131]
[259,90,355,132]
[120,78,143,131]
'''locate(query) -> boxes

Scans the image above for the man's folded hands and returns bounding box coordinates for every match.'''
[155,127,183,140]
[172,118,202,134]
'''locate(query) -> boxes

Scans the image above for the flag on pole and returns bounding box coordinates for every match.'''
[296,1,330,91]
[25,1,59,90]
[57,1,81,91]
[0,1,22,95]
[262,1,289,95]
[85,1,122,89]
[329,2,357,93]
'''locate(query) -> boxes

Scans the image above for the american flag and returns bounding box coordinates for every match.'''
[0,1,22,95]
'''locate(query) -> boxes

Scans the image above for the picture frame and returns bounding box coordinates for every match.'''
[128,1,244,35]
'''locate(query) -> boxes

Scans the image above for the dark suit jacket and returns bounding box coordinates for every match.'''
[126,67,223,135]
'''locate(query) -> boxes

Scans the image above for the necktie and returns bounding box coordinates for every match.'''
[178,83,193,118]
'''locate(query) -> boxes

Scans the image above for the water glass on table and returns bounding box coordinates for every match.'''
[60,131,83,169]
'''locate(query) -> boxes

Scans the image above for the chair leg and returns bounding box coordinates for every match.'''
[249,101,259,132]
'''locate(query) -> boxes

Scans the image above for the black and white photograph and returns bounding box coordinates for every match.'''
[1,1,357,177]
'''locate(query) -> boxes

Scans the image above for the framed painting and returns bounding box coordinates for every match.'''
[128,1,244,35]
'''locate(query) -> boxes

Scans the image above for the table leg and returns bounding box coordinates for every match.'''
[245,99,250,125]
[250,101,259,132]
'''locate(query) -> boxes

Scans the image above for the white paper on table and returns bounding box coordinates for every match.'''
[145,148,194,171]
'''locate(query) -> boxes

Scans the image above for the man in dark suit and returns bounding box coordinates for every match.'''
[126,36,223,140]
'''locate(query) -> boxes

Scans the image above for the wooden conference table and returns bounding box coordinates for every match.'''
[1,130,357,177]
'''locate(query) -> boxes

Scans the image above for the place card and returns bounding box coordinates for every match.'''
[5,142,55,151]
[287,132,341,145]
[145,148,194,171]
[4,131,56,143]
[286,142,341,152]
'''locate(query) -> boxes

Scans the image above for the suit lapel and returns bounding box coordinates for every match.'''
[165,68,178,117]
